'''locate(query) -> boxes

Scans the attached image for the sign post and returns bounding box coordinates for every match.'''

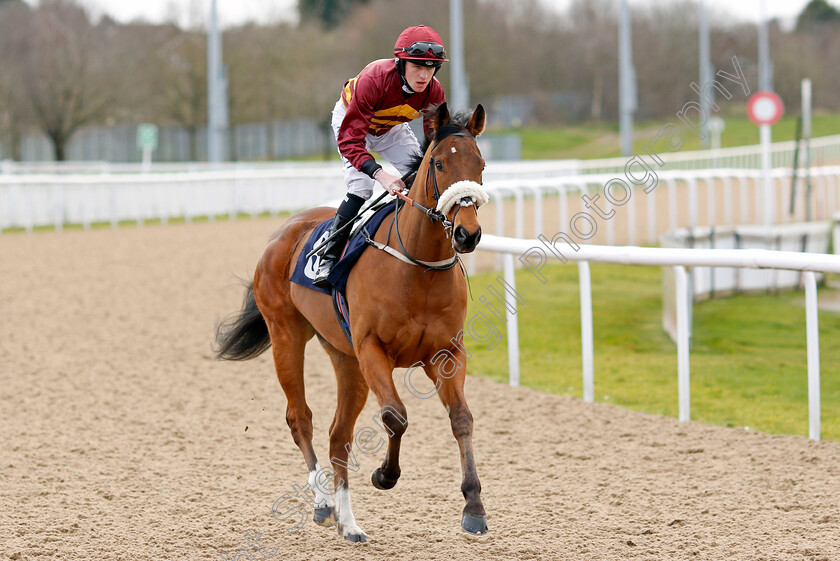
[747,91,784,225]
[136,124,159,172]
[709,116,725,168]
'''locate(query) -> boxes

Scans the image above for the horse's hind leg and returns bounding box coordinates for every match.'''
[265,316,337,525]
[318,337,370,543]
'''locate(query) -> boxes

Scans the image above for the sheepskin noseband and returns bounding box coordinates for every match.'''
[435,180,489,215]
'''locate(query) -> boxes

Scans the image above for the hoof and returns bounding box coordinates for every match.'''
[337,523,369,543]
[313,506,336,527]
[370,467,398,490]
[344,532,369,543]
[461,513,489,535]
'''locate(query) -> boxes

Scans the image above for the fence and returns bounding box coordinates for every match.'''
[481,166,840,245]
[0,168,346,231]
[0,162,582,231]
[4,132,840,175]
[572,133,840,174]
[4,160,840,237]
[0,120,329,164]
[477,234,840,441]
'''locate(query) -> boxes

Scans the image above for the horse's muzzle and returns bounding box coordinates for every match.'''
[453,225,481,253]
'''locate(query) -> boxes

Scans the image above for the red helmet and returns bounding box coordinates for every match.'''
[393,25,449,65]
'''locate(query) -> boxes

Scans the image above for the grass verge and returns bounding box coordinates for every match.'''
[507,112,840,160]
[463,261,840,440]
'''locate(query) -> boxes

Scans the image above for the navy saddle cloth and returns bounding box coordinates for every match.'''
[291,203,397,295]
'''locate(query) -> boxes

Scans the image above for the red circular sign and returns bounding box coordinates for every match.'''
[747,91,784,126]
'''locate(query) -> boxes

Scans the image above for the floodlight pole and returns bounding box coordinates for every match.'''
[449,0,469,113]
[802,78,812,219]
[619,0,636,157]
[208,0,228,163]
[758,0,772,92]
[699,0,713,148]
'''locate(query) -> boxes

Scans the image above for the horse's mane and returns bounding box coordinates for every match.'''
[404,109,474,188]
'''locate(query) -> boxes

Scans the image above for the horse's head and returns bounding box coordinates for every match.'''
[421,103,487,253]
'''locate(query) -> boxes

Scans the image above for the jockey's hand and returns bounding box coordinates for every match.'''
[375,170,405,196]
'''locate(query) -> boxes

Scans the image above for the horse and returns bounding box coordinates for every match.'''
[215,103,488,543]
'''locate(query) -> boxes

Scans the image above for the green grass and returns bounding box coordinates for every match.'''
[464,262,840,440]
[506,112,840,160]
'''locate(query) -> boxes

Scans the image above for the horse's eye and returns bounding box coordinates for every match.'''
[435,161,444,172]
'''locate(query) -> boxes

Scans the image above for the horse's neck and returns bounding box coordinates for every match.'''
[396,159,453,262]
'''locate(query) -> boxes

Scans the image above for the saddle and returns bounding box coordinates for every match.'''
[290,198,402,345]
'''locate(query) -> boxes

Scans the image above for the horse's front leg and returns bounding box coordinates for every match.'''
[423,353,488,534]
[356,340,408,492]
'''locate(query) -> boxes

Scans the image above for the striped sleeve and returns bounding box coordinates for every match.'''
[337,73,381,174]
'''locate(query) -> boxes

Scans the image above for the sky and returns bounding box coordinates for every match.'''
[40,0,818,30]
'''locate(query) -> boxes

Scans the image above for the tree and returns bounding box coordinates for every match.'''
[154,29,208,160]
[0,0,32,160]
[298,0,371,29]
[16,0,118,161]
[796,0,840,31]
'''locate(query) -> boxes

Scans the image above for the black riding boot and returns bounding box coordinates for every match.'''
[312,213,353,289]
[313,193,366,289]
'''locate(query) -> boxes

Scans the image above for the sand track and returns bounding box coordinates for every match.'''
[2,219,839,560]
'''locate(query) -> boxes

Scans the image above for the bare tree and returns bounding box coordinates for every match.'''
[153,29,207,160]
[3,0,840,164]
[0,1,33,160]
[16,0,118,160]
[298,0,371,29]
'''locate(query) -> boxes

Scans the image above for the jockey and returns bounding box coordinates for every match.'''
[313,24,448,289]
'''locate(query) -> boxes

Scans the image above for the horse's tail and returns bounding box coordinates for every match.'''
[214,281,271,361]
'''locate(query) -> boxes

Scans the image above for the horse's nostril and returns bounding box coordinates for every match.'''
[454,225,469,244]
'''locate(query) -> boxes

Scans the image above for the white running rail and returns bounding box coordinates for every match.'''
[478,234,840,441]
[4,165,840,236]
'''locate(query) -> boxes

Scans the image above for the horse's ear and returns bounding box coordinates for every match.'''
[466,104,486,138]
[434,102,450,133]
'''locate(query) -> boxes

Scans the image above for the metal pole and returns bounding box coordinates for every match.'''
[761,124,774,225]
[449,0,469,112]
[578,261,594,403]
[699,0,712,148]
[790,117,802,217]
[503,253,520,387]
[802,79,812,142]
[804,271,820,441]
[674,265,691,422]
[758,0,772,92]
[803,79,813,218]
[688,177,699,228]
[207,0,225,163]
[619,0,636,156]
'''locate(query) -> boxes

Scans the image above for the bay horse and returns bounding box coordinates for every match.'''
[215,103,488,542]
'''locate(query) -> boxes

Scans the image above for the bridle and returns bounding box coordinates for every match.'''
[395,131,476,231]
[386,131,482,272]
[306,132,484,273]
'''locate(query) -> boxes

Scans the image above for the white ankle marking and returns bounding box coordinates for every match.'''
[309,463,335,508]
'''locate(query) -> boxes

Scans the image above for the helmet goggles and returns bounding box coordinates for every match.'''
[398,41,447,60]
